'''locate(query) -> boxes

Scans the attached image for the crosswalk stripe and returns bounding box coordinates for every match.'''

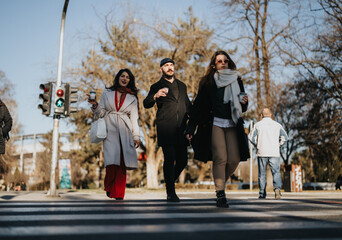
[1,198,341,239]
[1,209,342,222]
[0,200,340,216]
[0,221,341,237]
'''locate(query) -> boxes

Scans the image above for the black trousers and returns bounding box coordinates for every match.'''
[161,144,188,195]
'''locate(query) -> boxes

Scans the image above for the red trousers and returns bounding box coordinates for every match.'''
[104,156,126,199]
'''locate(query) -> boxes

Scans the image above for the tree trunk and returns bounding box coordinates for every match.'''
[178,171,186,184]
[146,151,159,188]
[255,47,262,114]
[253,0,262,114]
[261,0,272,108]
[197,162,209,182]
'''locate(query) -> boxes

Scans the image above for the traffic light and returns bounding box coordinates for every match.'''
[64,83,78,116]
[54,85,66,115]
[38,83,53,116]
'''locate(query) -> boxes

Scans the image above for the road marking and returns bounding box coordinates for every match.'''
[1,209,342,221]
[0,221,341,236]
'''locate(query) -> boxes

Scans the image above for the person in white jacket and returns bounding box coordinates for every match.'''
[88,69,140,200]
[250,108,288,199]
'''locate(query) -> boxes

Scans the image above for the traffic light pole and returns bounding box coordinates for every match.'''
[48,0,69,197]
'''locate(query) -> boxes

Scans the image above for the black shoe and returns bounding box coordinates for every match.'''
[258,196,266,199]
[216,190,229,208]
[115,198,123,201]
[106,191,111,198]
[167,194,180,202]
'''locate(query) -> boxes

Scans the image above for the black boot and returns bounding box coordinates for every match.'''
[167,193,180,202]
[166,183,180,202]
[167,189,180,202]
[216,190,229,208]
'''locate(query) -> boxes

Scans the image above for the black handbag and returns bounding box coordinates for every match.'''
[236,118,250,161]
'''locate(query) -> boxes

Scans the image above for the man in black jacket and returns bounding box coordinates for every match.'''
[0,99,13,155]
[143,58,191,202]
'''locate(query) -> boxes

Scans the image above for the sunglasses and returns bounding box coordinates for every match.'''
[216,60,229,64]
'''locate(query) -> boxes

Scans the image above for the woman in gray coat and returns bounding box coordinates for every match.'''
[88,69,140,200]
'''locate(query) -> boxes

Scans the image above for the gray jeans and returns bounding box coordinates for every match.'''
[211,125,240,191]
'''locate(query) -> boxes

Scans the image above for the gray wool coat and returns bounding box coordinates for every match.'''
[92,89,140,169]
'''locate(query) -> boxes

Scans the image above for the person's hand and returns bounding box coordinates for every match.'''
[134,140,141,148]
[241,94,248,104]
[186,134,192,141]
[87,94,98,106]
[153,88,168,100]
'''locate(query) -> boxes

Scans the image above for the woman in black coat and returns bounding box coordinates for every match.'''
[186,50,248,208]
[0,99,13,155]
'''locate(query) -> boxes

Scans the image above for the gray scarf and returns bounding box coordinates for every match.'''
[214,69,242,124]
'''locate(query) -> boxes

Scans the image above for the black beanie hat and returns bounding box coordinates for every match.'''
[160,58,175,67]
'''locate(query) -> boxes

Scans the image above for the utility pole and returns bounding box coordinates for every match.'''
[249,122,254,192]
[19,135,24,173]
[48,0,69,197]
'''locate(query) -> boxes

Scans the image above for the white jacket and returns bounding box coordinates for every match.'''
[92,89,139,169]
[250,117,288,157]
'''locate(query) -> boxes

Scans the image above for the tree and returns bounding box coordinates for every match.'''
[70,7,216,188]
[33,132,53,190]
[280,0,342,104]
[273,83,305,164]
[276,0,342,180]
[67,109,102,189]
[34,132,74,190]
[288,76,342,181]
[218,0,301,114]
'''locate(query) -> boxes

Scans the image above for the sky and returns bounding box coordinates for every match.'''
[0,0,216,136]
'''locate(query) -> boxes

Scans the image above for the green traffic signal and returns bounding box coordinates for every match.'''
[56,98,64,107]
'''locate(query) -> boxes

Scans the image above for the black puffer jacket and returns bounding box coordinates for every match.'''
[0,101,13,154]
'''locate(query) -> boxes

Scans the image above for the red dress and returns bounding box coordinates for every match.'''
[104,91,127,199]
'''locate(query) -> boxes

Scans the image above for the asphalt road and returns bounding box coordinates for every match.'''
[0,190,341,240]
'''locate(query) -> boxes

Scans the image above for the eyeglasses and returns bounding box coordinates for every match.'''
[216,60,229,64]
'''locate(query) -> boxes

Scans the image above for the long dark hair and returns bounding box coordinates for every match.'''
[107,68,138,94]
[199,50,236,88]
[0,99,4,106]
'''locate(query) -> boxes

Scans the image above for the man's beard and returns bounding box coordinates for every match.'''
[162,69,174,80]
